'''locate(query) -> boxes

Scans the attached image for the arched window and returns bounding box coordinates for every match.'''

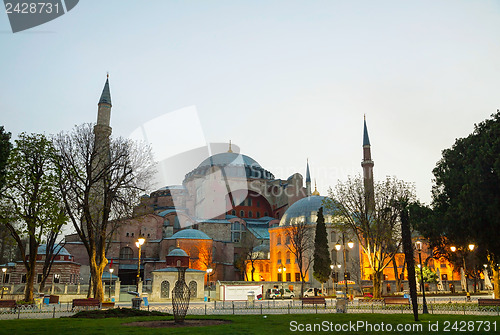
[248,211,253,218]
[231,210,236,216]
[119,247,133,259]
[256,212,260,218]
[161,280,170,298]
[277,251,282,264]
[189,281,197,297]
[285,235,290,244]
[286,251,291,264]
[240,210,245,217]
[277,235,281,245]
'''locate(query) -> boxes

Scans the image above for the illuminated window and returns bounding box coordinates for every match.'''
[295,273,300,281]
[54,274,60,284]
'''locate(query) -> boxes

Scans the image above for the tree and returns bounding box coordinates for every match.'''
[0,133,66,302]
[38,230,66,293]
[0,127,15,264]
[313,207,331,294]
[325,175,416,298]
[239,232,262,282]
[54,124,154,301]
[431,111,500,298]
[285,219,314,297]
[415,265,438,285]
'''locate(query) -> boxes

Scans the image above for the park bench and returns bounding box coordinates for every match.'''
[384,297,410,305]
[478,299,500,306]
[301,297,326,308]
[0,300,17,311]
[72,298,100,310]
[101,301,115,309]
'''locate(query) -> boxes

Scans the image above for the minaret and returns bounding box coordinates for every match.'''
[89,75,112,227]
[361,115,375,212]
[305,159,311,196]
[94,74,112,141]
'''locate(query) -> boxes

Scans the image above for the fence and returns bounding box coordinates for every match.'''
[0,297,498,320]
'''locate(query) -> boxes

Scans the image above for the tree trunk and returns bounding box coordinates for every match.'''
[372,271,383,298]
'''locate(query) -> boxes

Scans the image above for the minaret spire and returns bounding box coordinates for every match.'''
[306,159,311,196]
[361,116,375,212]
[95,75,112,138]
[228,140,233,153]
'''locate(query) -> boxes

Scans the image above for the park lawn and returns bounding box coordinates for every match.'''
[0,313,499,335]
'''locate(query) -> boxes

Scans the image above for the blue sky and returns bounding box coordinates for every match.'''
[2,0,500,204]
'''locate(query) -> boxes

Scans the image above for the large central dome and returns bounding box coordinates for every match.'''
[184,152,275,181]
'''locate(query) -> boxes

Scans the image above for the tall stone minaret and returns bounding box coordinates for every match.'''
[361,115,375,212]
[89,75,112,226]
[306,159,311,196]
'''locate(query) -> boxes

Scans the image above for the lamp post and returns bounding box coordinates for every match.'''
[1,268,6,299]
[450,243,475,294]
[135,237,145,294]
[335,233,354,300]
[415,240,428,314]
[278,265,286,299]
[206,268,213,302]
[109,268,114,300]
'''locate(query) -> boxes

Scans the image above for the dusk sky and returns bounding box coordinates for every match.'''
[2,0,500,205]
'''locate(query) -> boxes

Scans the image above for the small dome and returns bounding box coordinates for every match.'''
[168,228,212,240]
[279,196,337,226]
[37,244,71,256]
[167,248,189,257]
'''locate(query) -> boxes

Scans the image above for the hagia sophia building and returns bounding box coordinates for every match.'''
[62,77,458,298]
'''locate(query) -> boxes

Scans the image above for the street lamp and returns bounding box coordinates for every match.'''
[1,268,6,299]
[415,240,429,314]
[335,233,354,301]
[109,268,114,301]
[206,268,213,302]
[135,237,146,294]
[278,265,286,299]
[450,243,475,295]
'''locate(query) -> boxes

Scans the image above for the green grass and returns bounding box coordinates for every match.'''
[0,313,499,335]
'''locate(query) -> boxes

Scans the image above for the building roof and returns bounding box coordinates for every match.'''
[152,268,205,273]
[167,228,212,240]
[279,195,338,226]
[37,244,71,256]
[246,225,270,240]
[99,77,112,106]
[167,248,188,257]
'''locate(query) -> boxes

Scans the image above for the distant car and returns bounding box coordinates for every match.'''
[268,288,295,299]
[303,288,324,297]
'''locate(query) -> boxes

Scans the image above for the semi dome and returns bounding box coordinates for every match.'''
[279,196,338,226]
[184,152,275,181]
[167,228,212,240]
